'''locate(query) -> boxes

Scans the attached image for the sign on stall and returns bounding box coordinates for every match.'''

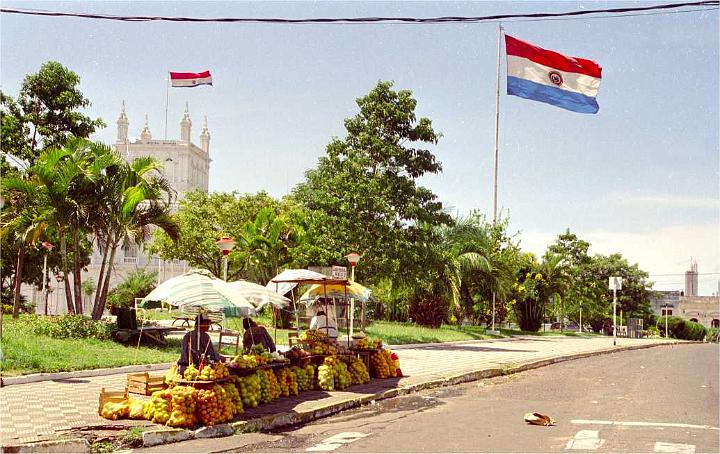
[331,265,348,279]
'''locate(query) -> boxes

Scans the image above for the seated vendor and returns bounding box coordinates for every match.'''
[177,314,225,374]
[242,318,276,353]
[310,310,338,340]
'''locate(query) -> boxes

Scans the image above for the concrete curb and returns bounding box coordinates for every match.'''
[1,363,175,386]
[1,438,90,453]
[137,340,685,448]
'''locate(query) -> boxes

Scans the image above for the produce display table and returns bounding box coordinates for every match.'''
[175,377,232,388]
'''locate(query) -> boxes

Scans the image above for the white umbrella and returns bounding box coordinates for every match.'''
[140,269,256,317]
[226,280,290,310]
[266,269,331,296]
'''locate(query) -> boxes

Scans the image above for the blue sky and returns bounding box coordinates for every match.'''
[2,1,718,294]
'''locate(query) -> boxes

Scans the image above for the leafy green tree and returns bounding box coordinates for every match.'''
[149,190,303,283]
[293,81,452,283]
[0,61,104,169]
[545,229,594,327]
[545,229,655,331]
[586,253,656,327]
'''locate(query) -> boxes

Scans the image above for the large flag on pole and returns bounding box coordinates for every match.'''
[505,35,602,114]
[169,70,213,88]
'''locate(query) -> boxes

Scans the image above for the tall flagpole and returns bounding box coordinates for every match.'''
[491,23,504,333]
[493,23,503,224]
[164,73,170,139]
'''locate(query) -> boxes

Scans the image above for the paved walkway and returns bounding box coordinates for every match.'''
[0,336,678,447]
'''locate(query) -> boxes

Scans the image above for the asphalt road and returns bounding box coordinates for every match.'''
[138,343,719,453]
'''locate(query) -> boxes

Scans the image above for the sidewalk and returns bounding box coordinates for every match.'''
[0,336,681,449]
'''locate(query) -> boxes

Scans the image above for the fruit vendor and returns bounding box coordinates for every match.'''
[310,310,338,340]
[242,318,276,353]
[177,314,225,374]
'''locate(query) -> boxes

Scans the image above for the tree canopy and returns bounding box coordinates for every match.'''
[294,80,452,282]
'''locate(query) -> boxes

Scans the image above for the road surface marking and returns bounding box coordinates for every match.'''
[654,442,696,453]
[565,430,606,450]
[306,432,371,452]
[571,420,720,431]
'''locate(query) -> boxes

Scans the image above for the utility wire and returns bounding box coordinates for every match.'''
[0,1,717,24]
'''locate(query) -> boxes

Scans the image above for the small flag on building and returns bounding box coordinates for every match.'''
[169,70,213,88]
[505,35,602,114]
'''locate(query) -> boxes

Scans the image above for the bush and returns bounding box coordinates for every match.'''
[656,316,706,341]
[646,325,660,337]
[408,291,448,328]
[19,314,114,340]
[707,327,719,342]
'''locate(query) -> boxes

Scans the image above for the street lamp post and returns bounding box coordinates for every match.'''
[41,242,54,316]
[609,276,622,346]
[579,302,582,333]
[216,236,235,281]
[345,252,361,337]
[55,274,64,314]
[46,285,54,315]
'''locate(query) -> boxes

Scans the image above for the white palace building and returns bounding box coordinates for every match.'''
[26,103,211,314]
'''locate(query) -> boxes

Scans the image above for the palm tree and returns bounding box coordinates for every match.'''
[1,146,82,316]
[0,193,51,317]
[91,155,179,320]
[410,214,494,325]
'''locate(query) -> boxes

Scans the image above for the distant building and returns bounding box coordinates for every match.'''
[685,260,698,297]
[678,296,720,328]
[27,102,211,314]
[651,291,720,329]
[650,290,682,317]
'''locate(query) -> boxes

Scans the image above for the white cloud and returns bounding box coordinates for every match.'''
[519,225,720,296]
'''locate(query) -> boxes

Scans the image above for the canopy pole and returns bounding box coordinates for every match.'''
[292,287,300,337]
[344,285,349,347]
[323,282,329,337]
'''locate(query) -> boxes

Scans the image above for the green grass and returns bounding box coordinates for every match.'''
[362,321,493,344]
[1,317,180,376]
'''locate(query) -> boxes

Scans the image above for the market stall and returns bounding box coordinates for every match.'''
[99,335,402,429]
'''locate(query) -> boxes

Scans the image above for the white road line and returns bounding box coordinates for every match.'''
[571,420,720,431]
[565,430,606,450]
[654,442,696,453]
[306,432,371,452]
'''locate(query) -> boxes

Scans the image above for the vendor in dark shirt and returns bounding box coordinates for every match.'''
[242,318,276,353]
[177,314,225,374]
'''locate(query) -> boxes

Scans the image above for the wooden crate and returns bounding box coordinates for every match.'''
[98,388,127,416]
[127,372,167,395]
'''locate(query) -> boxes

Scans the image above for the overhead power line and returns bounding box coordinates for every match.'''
[1,1,717,24]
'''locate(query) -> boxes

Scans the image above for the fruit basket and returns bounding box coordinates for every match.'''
[126,372,167,396]
[98,388,128,416]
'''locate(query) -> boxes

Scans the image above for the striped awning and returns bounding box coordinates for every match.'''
[140,269,256,317]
